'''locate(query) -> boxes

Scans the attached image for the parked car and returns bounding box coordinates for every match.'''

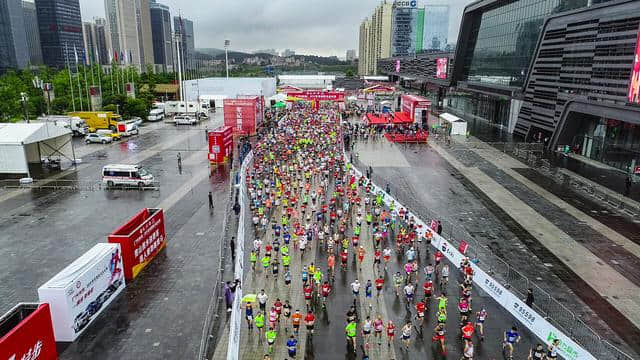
[96,129,121,141]
[85,133,113,144]
[174,114,197,125]
[130,117,143,127]
[73,312,91,333]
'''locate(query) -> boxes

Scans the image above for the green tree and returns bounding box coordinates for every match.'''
[123,98,149,119]
[102,104,118,113]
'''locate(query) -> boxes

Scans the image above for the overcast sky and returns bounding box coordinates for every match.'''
[80,0,473,57]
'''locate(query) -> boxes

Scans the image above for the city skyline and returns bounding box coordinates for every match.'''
[78,0,473,57]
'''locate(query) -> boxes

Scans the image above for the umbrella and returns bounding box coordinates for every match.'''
[274,101,286,108]
[242,294,257,302]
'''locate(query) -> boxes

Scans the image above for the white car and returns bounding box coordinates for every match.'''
[85,133,113,144]
[174,115,197,125]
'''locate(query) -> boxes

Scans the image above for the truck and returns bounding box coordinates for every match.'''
[163,101,207,120]
[37,115,88,136]
[68,111,122,132]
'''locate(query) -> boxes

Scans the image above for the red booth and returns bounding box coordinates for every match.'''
[223,97,263,136]
[208,126,233,164]
[401,94,431,124]
[0,303,57,360]
[108,208,167,281]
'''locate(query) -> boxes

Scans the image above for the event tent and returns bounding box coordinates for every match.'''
[392,112,413,124]
[0,123,73,175]
[438,113,467,135]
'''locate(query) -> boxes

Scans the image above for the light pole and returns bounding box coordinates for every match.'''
[224,39,230,78]
[20,92,29,123]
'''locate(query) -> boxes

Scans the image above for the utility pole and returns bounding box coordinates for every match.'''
[175,33,185,108]
[20,92,29,123]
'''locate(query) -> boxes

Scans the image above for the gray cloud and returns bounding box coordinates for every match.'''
[80,0,473,57]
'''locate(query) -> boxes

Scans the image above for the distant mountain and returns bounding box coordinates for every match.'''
[196,48,227,56]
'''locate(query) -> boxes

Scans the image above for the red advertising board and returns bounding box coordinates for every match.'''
[0,303,58,360]
[628,27,640,103]
[108,208,166,280]
[287,90,345,102]
[224,98,259,136]
[208,126,233,163]
[436,58,448,79]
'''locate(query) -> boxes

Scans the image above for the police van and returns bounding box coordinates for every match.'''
[102,164,154,188]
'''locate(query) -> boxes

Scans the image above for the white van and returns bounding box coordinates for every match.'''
[102,164,154,188]
[147,108,164,122]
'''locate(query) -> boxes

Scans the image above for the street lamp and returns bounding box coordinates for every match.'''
[20,92,29,123]
[224,39,230,78]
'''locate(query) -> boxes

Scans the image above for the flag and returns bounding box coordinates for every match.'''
[83,51,88,66]
[114,50,118,63]
[121,51,125,64]
[129,49,133,64]
[109,48,113,63]
[74,45,79,64]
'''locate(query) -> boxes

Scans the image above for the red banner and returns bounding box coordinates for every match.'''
[0,303,58,360]
[287,91,345,101]
[108,208,166,280]
[224,98,258,136]
[209,126,233,164]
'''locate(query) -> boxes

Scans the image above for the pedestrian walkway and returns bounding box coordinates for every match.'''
[428,138,640,343]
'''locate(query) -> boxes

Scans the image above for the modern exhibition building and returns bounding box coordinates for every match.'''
[377,0,640,170]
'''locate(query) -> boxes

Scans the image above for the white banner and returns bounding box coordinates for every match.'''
[38,243,126,342]
[347,155,595,360]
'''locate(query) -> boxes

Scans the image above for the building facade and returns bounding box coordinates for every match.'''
[423,4,449,51]
[149,0,172,72]
[22,0,43,66]
[104,0,153,70]
[173,16,194,69]
[358,0,393,75]
[346,49,356,61]
[390,4,423,57]
[0,0,29,72]
[93,18,109,65]
[35,0,84,69]
[517,0,640,171]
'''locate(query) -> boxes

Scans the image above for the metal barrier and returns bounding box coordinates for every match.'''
[350,153,635,360]
[0,179,160,191]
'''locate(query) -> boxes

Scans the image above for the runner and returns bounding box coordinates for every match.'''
[375,276,385,298]
[304,310,316,335]
[547,338,560,360]
[475,307,487,341]
[291,309,302,335]
[386,320,395,347]
[286,335,298,359]
[461,321,475,345]
[528,343,546,360]
[255,311,265,343]
[373,315,384,346]
[503,326,521,359]
[401,321,412,350]
[433,323,447,355]
[265,327,277,353]
[346,320,357,352]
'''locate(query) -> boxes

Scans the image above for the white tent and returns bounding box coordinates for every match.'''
[438,113,467,136]
[0,123,73,175]
[268,93,287,104]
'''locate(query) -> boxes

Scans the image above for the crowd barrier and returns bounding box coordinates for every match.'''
[226,151,253,360]
[346,154,597,360]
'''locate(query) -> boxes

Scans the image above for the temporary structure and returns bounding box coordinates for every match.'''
[438,113,467,136]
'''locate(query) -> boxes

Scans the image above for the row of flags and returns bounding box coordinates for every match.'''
[71,44,134,66]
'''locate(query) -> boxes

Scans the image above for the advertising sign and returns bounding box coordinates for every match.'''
[436,58,448,79]
[125,82,135,99]
[0,303,58,360]
[395,60,401,73]
[108,208,167,280]
[208,126,233,164]
[38,243,125,342]
[224,98,258,135]
[401,94,431,122]
[286,91,346,102]
[89,85,102,111]
[628,27,640,103]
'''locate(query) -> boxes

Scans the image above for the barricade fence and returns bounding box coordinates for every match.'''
[350,152,633,360]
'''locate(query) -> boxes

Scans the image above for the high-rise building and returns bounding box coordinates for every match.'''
[390,2,424,57]
[82,22,96,64]
[282,49,295,57]
[94,18,109,65]
[358,0,393,75]
[104,0,154,70]
[423,4,449,51]
[346,49,356,61]
[0,0,29,72]
[22,0,43,66]
[173,16,194,69]
[149,0,172,72]
[35,0,84,69]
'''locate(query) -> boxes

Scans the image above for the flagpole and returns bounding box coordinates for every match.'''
[65,43,76,112]
[84,63,90,110]
[74,45,83,111]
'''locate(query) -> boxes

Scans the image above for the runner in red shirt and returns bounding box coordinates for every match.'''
[375,276,385,297]
[416,300,426,332]
[304,283,313,309]
[340,249,348,270]
[374,249,381,269]
[386,320,395,347]
[304,310,316,335]
[423,279,434,300]
[274,298,283,322]
[461,322,474,345]
[321,281,331,308]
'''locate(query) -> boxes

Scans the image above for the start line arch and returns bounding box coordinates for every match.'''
[285,90,345,110]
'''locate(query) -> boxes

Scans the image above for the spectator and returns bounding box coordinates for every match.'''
[525,288,534,307]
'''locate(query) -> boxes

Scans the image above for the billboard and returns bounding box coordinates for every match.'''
[108,208,167,280]
[224,98,259,136]
[0,303,58,360]
[401,94,431,122]
[38,243,125,342]
[436,58,448,79]
[628,28,640,103]
[208,126,233,164]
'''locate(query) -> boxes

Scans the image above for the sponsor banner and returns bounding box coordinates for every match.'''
[224,98,258,135]
[0,303,58,360]
[627,26,640,103]
[209,126,233,164]
[436,58,448,79]
[346,152,596,360]
[286,91,345,102]
[401,94,430,122]
[38,243,125,342]
[108,208,167,280]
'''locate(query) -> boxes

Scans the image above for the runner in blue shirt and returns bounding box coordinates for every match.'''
[287,335,298,358]
[503,326,521,359]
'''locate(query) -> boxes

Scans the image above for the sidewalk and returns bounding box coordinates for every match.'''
[429,136,640,354]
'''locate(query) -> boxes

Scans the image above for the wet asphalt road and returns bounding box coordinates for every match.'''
[0,114,231,359]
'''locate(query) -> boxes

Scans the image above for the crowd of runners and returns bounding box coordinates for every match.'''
[238,103,560,360]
